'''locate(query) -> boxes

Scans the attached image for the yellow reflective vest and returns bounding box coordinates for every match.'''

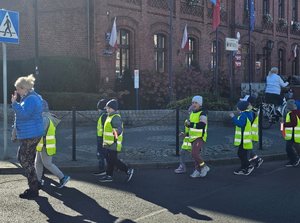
[284,112,300,143]
[103,114,123,152]
[181,136,192,151]
[186,111,207,143]
[97,113,105,137]
[234,115,253,150]
[36,120,56,156]
[251,110,259,142]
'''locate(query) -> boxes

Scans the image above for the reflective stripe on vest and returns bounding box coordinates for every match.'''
[181,136,192,151]
[284,112,300,143]
[36,120,56,156]
[187,111,207,142]
[234,115,253,149]
[97,114,104,137]
[103,114,123,152]
[252,111,259,142]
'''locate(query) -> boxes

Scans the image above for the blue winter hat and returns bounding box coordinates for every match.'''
[237,101,249,111]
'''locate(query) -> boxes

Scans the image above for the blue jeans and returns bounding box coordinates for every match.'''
[97,137,107,172]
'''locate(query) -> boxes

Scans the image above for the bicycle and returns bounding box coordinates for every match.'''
[260,97,287,129]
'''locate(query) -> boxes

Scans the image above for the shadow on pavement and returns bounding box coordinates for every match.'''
[36,177,120,223]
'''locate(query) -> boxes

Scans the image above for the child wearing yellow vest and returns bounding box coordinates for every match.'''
[35,100,70,188]
[230,100,255,176]
[283,99,300,167]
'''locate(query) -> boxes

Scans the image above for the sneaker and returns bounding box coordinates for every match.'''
[58,175,70,188]
[19,189,39,199]
[255,158,264,168]
[285,161,294,167]
[93,171,107,176]
[199,165,210,177]
[233,168,246,175]
[293,158,300,167]
[246,165,254,175]
[190,169,201,178]
[174,165,186,174]
[126,168,134,182]
[99,175,113,183]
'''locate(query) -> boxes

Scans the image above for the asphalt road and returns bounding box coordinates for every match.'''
[0,160,299,223]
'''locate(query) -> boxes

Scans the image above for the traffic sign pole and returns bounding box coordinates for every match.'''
[3,42,8,160]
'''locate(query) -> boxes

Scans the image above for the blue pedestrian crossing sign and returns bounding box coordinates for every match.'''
[0,9,19,44]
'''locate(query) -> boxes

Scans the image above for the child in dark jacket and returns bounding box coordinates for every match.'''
[230,101,255,176]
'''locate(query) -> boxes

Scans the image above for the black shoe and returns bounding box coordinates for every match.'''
[99,175,113,183]
[38,179,44,190]
[293,158,300,167]
[19,189,39,199]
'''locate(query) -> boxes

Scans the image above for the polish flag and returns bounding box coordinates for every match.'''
[109,17,117,48]
[181,24,189,50]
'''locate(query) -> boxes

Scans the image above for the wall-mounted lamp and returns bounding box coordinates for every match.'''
[266,40,274,51]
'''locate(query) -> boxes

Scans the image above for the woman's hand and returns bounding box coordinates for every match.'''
[11,91,17,103]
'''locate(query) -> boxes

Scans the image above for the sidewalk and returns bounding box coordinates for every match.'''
[0,122,287,173]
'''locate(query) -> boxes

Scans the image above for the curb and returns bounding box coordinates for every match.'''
[0,153,287,175]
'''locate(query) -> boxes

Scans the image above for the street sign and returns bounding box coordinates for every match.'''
[134,69,139,89]
[225,38,238,51]
[0,9,19,44]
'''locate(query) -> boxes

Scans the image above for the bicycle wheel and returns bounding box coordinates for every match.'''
[261,103,273,129]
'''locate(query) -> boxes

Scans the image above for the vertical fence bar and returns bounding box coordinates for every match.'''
[259,103,263,150]
[72,107,77,161]
[176,108,179,156]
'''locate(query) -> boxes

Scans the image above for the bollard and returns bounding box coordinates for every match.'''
[258,103,263,150]
[176,108,179,156]
[72,107,77,161]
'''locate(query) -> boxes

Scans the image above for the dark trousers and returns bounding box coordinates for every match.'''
[97,137,107,172]
[17,137,41,192]
[106,149,128,176]
[286,140,300,163]
[237,145,251,169]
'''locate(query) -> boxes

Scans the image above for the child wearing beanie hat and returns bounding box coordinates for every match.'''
[283,99,300,167]
[229,100,255,176]
[175,95,210,178]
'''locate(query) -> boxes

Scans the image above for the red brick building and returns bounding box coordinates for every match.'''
[1,0,300,91]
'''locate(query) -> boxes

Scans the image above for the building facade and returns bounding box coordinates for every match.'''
[1,0,300,91]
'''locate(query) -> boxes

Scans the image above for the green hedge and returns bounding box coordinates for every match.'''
[167,93,233,111]
[0,56,98,103]
[41,92,100,110]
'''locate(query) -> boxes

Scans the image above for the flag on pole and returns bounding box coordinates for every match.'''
[212,0,221,30]
[210,0,216,4]
[249,0,255,31]
[109,17,117,48]
[289,45,298,61]
[181,24,189,50]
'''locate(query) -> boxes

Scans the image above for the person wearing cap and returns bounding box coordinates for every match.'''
[93,99,108,176]
[265,67,289,106]
[35,100,70,189]
[240,95,264,169]
[183,96,210,178]
[230,100,255,176]
[283,99,300,167]
[99,99,134,183]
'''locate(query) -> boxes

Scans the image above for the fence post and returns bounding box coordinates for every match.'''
[258,103,263,150]
[72,107,77,161]
[176,108,179,156]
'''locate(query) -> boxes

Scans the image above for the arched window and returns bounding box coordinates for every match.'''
[185,37,197,68]
[154,34,166,73]
[116,29,130,78]
[278,0,285,18]
[210,40,222,70]
[262,47,270,77]
[278,49,285,74]
[292,0,298,21]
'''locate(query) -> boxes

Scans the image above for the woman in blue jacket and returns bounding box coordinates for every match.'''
[11,74,44,199]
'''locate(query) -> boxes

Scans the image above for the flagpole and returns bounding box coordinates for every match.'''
[248,0,252,96]
[215,27,219,96]
[168,0,174,102]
